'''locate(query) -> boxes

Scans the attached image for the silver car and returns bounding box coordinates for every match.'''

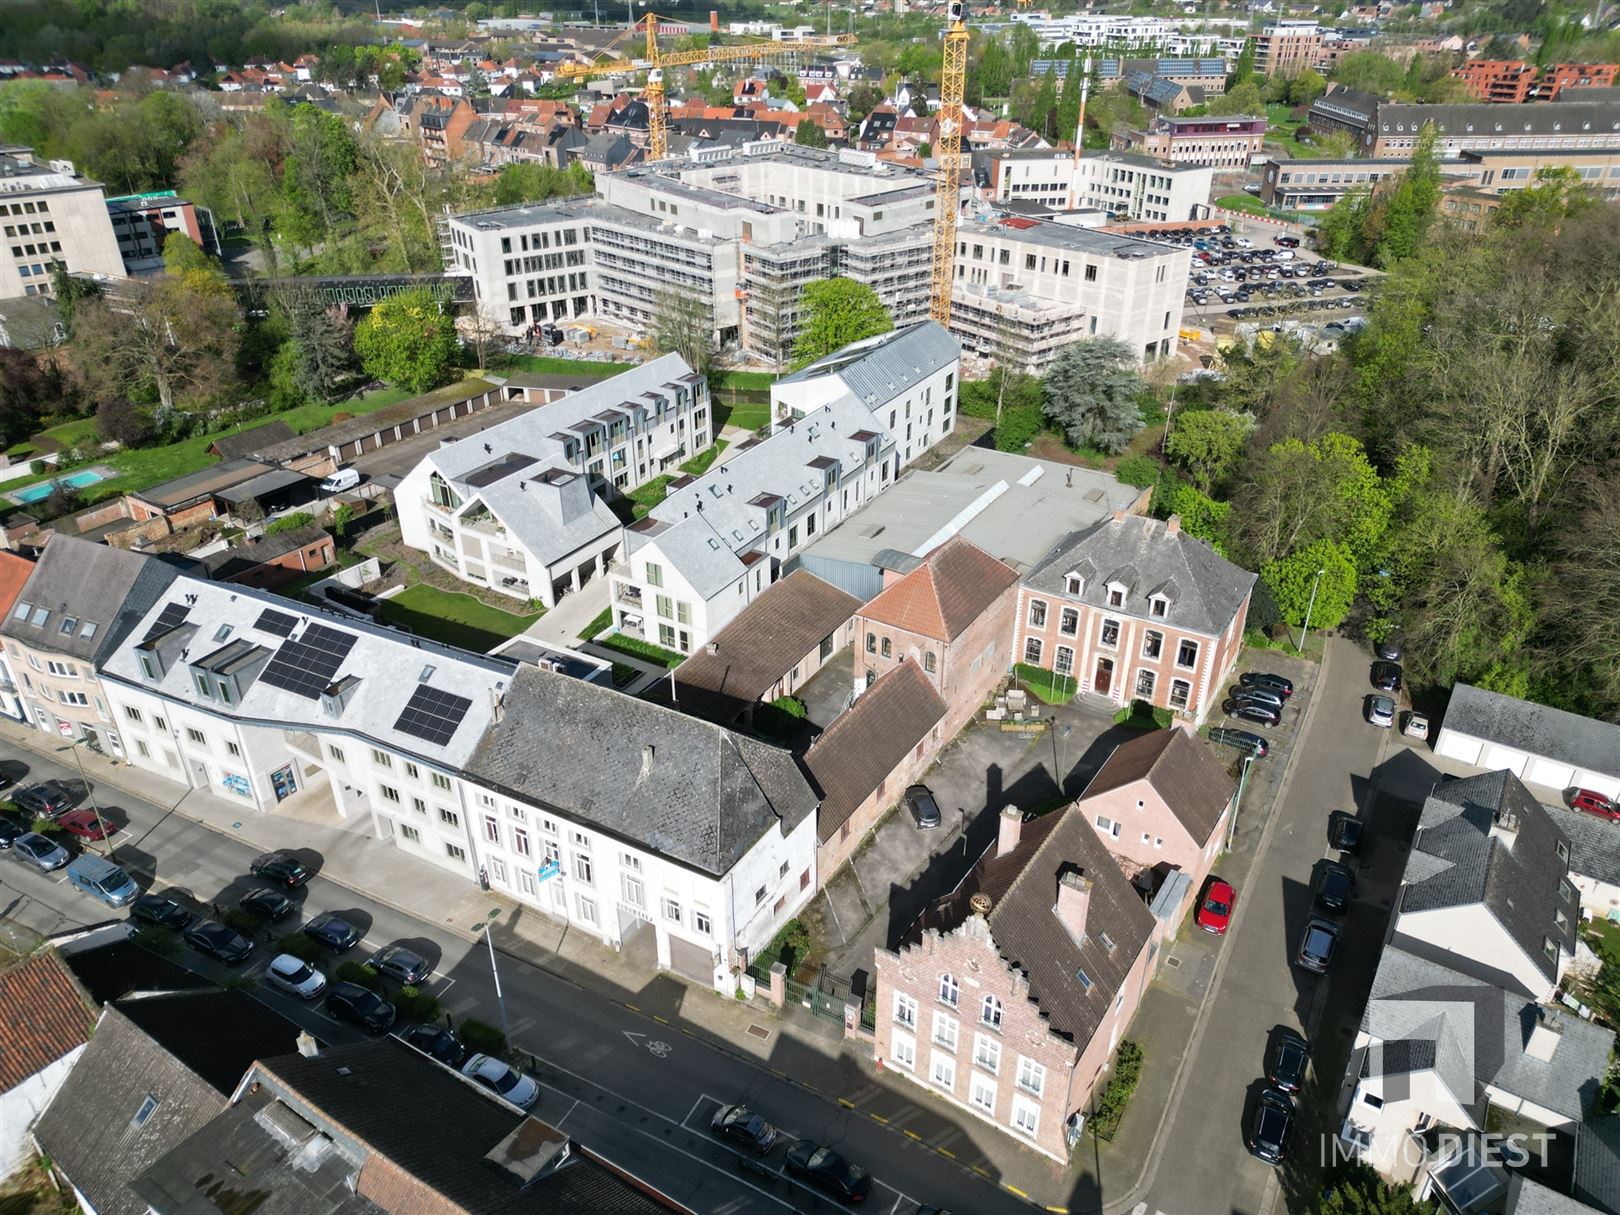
[265,954,327,1000]
[461,1053,539,1109]
[12,831,69,872]
[1366,695,1396,728]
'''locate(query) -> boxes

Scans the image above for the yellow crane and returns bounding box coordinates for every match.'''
[929,0,970,328]
[557,14,856,160]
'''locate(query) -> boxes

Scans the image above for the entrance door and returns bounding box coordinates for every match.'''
[1094,657,1114,696]
[190,759,208,788]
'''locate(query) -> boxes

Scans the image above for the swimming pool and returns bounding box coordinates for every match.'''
[10,468,110,505]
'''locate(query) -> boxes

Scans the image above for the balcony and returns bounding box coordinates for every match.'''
[615,583,643,609]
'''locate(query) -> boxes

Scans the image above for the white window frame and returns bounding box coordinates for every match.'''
[1011,1094,1041,1138]
[930,1050,957,1093]
[894,992,918,1029]
[974,1032,1001,1074]
[970,1073,997,1114]
[932,1010,958,1051]
[891,1029,916,1071]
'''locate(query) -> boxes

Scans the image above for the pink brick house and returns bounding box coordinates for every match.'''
[1014,512,1255,723]
[853,537,1019,740]
[872,805,1157,1162]
[1076,726,1237,926]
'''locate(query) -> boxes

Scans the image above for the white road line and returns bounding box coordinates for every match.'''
[681,1094,707,1128]
[888,1196,903,1215]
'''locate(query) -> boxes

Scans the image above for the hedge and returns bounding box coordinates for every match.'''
[461,1018,507,1056]
[1090,1040,1144,1141]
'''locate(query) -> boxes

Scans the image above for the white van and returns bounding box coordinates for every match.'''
[320,468,361,495]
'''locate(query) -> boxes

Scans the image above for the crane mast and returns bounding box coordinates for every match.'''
[929,0,969,329]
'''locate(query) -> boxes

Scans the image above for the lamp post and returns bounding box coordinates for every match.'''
[58,736,111,854]
[471,908,512,1047]
[1226,753,1254,853]
[1297,566,1325,655]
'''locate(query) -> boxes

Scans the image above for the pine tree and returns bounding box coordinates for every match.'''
[288,294,357,403]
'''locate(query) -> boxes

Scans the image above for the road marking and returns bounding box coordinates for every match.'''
[869,1113,888,1124]
[937,1147,955,1158]
[903,1129,922,1141]
[681,1094,708,1127]
[837,1097,855,1109]
[1005,1183,1030,1198]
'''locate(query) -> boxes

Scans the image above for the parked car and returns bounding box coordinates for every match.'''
[1267,1030,1309,1095]
[13,781,81,819]
[397,1023,466,1067]
[239,888,296,922]
[1223,700,1281,727]
[1375,635,1404,662]
[1370,661,1403,693]
[129,892,193,931]
[250,850,313,887]
[184,919,255,966]
[1567,788,1620,820]
[1402,711,1429,741]
[709,1103,779,1154]
[0,816,25,850]
[785,1141,873,1204]
[1365,695,1396,728]
[1247,1087,1295,1164]
[369,944,431,985]
[56,809,114,842]
[304,911,362,951]
[1207,728,1269,759]
[1195,879,1236,935]
[1238,672,1294,698]
[904,785,941,829]
[265,954,327,1000]
[1328,812,1364,856]
[326,982,395,1034]
[461,1053,539,1109]
[66,854,138,907]
[1314,861,1356,914]
[11,831,70,872]
[1229,687,1285,714]
[1296,917,1340,974]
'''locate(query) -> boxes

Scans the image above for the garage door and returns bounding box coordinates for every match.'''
[1435,731,1484,764]
[1526,757,1576,790]
[667,934,716,985]
[1482,744,1528,775]
[1575,771,1620,800]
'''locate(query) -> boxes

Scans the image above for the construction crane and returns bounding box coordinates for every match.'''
[929,0,970,328]
[557,14,856,160]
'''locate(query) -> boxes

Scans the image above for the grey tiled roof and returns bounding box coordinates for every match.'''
[1546,802,1620,889]
[625,513,747,600]
[1443,682,1620,780]
[775,320,959,409]
[0,536,179,663]
[466,664,817,876]
[1024,514,1255,637]
[1575,1114,1620,1213]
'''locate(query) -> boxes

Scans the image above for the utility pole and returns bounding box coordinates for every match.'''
[1226,753,1253,852]
[60,736,111,855]
[473,909,513,1047]
[1297,566,1325,654]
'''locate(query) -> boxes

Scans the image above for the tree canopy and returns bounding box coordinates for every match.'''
[353,289,459,393]
[791,279,894,368]
[1041,339,1146,455]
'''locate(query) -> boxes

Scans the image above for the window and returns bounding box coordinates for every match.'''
[1017,1056,1045,1097]
[1150,595,1168,619]
[1362,1092,1385,1109]
[438,806,458,827]
[412,797,427,814]
[865,632,875,653]
[1543,936,1559,963]
[1107,586,1125,608]
[754,883,768,906]
[664,896,682,923]
[400,824,421,843]
[982,995,1003,1028]
[1100,619,1120,647]
[328,744,344,763]
[939,973,959,1007]
[225,741,241,758]
[933,1010,959,1050]
[372,748,392,768]
[930,1051,956,1092]
[1060,607,1078,636]
[1095,813,1121,839]
[1023,637,1043,664]
[576,894,599,926]
[573,853,593,884]
[971,1074,997,1113]
[186,727,206,745]
[975,1033,1001,1073]
[1054,646,1074,677]
[1176,639,1199,668]
[490,857,507,885]
[124,705,143,724]
[1135,670,1156,698]
[1169,679,1191,710]
[446,842,467,862]
[484,816,501,843]
[432,772,452,791]
[622,873,644,908]
[1065,574,1083,595]
[1012,1096,1040,1138]
[693,908,711,935]
[646,561,664,588]
[891,1030,916,1071]
[880,637,891,658]
[512,828,531,856]
[624,852,642,873]
[403,762,419,780]
[132,1095,160,1128]
[1142,630,1163,659]
[1028,599,1048,628]
[895,991,918,1027]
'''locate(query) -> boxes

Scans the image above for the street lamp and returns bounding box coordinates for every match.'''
[1297,566,1326,654]
[58,736,111,854]
[1226,753,1254,853]
[471,907,513,1048]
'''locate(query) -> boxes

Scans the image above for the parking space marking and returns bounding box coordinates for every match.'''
[681,1094,708,1128]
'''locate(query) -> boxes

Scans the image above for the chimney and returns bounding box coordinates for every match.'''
[296,1031,320,1058]
[710,9,719,30]
[1112,507,1127,522]
[1166,514,1181,537]
[1490,809,1520,849]
[707,641,719,656]
[640,744,655,779]
[1055,870,1092,942]
[997,805,1023,857]
[1526,1007,1564,1061]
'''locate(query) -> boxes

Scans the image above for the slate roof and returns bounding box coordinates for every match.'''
[200,524,330,581]
[1546,802,1620,890]
[1025,513,1256,638]
[1080,726,1236,847]
[0,948,95,1091]
[1443,682,1620,780]
[0,535,179,663]
[466,664,817,877]
[1575,1113,1620,1213]
[1407,770,1579,989]
[671,570,861,723]
[208,421,295,461]
[775,320,959,411]
[859,536,1018,643]
[806,659,947,842]
[915,806,1156,1044]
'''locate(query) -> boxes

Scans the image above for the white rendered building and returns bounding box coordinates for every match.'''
[0,145,125,299]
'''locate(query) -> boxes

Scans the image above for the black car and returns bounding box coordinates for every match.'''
[1239,672,1294,698]
[709,1103,779,1154]
[1375,635,1404,662]
[1223,700,1281,727]
[184,919,255,965]
[250,850,313,887]
[305,911,362,952]
[239,888,296,922]
[397,1023,466,1067]
[1267,1031,1309,1094]
[1247,1087,1295,1164]
[904,785,941,829]
[1314,861,1356,913]
[785,1141,873,1204]
[13,780,81,819]
[1329,812,1364,856]
[0,816,23,850]
[369,944,431,985]
[1370,661,1403,693]
[130,893,193,931]
[1206,727,1269,759]
[326,981,396,1034]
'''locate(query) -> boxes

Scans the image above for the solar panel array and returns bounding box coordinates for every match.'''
[259,623,358,699]
[255,608,298,638]
[143,603,191,642]
[393,685,474,746]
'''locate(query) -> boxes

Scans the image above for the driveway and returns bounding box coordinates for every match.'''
[351,399,538,481]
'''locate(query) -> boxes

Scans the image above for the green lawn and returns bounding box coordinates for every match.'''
[714,400,771,433]
[713,369,776,392]
[492,353,631,378]
[378,584,542,652]
[626,474,675,520]
[577,606,613,641]
[1013,662,1078,706]
[1216,193,1270,216]
[596,633,684,669]
[679,439,727,476]
[1588,919,1620,966]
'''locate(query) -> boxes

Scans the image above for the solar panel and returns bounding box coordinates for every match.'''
[259,623,358,700]
[255,608,298,638]
[394,685,473,746]
[143,602,190,642]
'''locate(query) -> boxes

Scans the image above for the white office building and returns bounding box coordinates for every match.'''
[975,148,1215,224]
[0,145,125,300]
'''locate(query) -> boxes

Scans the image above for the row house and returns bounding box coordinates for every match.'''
[874,805,1158,1162]
[1015,513,1254,723]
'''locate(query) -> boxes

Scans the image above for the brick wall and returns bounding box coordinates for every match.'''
[1077,774,1228,912]
[817,720,944,879]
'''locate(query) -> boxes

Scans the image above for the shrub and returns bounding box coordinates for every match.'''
[461,1018,507,1056]
[994,403,1042,452]
[770,695,806,719]
[266,511,316,535]
[394,984,441,1023]
[30,816,61,835]
[1090,1040,1144,1141]
[336,961,381,989]
[1114,454,1161,489]
[277,932,325,964]
[132,925,180,956]
[222,909,260,937]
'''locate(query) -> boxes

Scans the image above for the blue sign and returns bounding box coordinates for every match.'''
[536,859,562,883]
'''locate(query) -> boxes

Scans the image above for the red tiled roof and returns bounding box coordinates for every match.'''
[860,537,1018,643]
[0,950,96,1091]
[0,551,36,618]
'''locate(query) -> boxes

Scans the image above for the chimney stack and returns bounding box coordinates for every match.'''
[640,744,655,779]
[710,9,719,30]
[297,1031,319,1058]
[998,805,1023,857]
[1490,808,1520,849]
[1166,514,1181,537]
[1055,870,1092,942]
[1112,507,1127,522]
[707,641,719,656]
[1526,1007,1564,1061]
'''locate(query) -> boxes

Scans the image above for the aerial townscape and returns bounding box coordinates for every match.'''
[1,0,1619,1212]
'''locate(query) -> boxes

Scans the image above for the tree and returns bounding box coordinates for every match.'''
[1164,483,1232,555]
[1289,68,1327,106]
[1374,122,1441,266]
[1234,432,1391,573]
[1329,51,1406,96]
[791,278,893,368]
[1228,38,1256,87]
[1041,339,1146,455]
[1206,80,1264,116]
[72,280,240,412]
[492,160,593,206]
[846,82,884,124]
[794,119,829,148]
[1317,1161,1438,1215]
[1165,409,1254,492]
[277,102,358,253]
[47,262,101,337]
[649,286,717,379]
[354,289,458,393]
[161,233,216,277]
[284,293,356,403]
[95,397,154,447]
[0,347,69,447]
[1491,166,1598,230]
[1309,129,1358,159]
[1260,538,1356,631]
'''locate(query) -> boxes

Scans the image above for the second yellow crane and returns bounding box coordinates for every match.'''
[929,0,970,328]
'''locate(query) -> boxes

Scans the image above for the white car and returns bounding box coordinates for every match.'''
[1366,695,1396,728]
[461,1053,539,1109]
[265,954,327,1000]
[1237,237,1254,248]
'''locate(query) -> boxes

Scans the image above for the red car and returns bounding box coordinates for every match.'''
[1567,789,1620,820]
[56,810,114,842]
[1196,879,1236,935]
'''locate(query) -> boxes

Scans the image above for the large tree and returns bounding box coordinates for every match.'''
[1165,408,1254,493]
[1041,338,1146,455]
[1233,432,1391,573]
[0,347,72,448]
[1260,537,1357,631]
[649,286,717,379]
[353,288,458,393]
[283,292,356,403]
[791,278,893,368]
[72,278,240,412]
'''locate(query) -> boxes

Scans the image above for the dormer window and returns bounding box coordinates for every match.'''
[138,650,163,681]
[1149,595,1168,619]
[1064,574,1083,596]
[1107,585,1125,608]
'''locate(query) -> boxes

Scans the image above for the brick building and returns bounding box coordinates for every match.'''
[1248,21,1325,77]
[1450,59,1618,103]
[197,525,336,591]
[853,537,1020,739]
[873,805,1157,1161]
[1014,513,1254,723]
[1116,115,1268,169]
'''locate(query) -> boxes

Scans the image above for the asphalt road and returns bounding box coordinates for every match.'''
[1144,636,1393,1215]
[0,743,1033,1215]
